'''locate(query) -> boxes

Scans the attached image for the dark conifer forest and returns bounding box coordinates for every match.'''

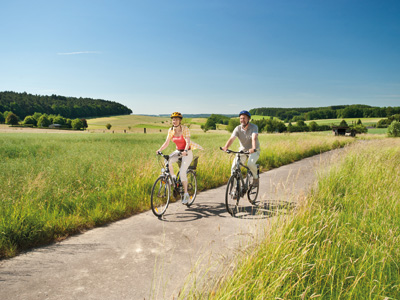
[0,91,132,119]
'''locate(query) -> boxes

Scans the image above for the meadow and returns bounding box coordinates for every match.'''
[85,115,386,133]
[0,130,353,258]
[191,139,400,299]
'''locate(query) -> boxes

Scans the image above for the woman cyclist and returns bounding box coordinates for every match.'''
[156,112,202,204]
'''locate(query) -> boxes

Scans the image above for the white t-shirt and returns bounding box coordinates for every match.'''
[231,123,260,151]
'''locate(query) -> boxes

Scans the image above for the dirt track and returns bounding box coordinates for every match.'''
[0,148,344,300]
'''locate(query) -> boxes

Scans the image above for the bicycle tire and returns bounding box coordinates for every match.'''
[225,175,240,216]
[247,173,259,204]
[151,176,171,217]
[186,170,197,206]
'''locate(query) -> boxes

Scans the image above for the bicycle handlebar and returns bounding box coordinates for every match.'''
[157,151,183,160]
[219,147,255,155]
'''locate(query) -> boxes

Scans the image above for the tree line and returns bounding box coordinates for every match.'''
[0,91,132,120]
[201,114,369,134]
[1,111,88,130]
[250,105,400,122]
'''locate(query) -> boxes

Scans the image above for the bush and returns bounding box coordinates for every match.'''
[65,119,72,128]
[37,115,51,127]
[6,113,19,125]
[0,112,4,123]
[23,116,37,126]
[106,123,112,130]
[351,124,368,134]
[226,118,240,133]
[53,116,66,125]
[32,112,43,122]
[265,119,286,133]
[387,121,400,137]
[81,119,88,129]
[71,119,84,130]
[309,121,318,132]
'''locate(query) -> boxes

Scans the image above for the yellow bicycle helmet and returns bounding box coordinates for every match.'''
[170,112,183,119]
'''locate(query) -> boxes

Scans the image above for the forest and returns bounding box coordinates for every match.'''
[0,91,132,120]
[250,104,400,122]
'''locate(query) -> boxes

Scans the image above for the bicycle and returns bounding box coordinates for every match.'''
[220,147,260,216]
[151,151,198,218]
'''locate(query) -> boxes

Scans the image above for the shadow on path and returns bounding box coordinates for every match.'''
[159,199,297,222]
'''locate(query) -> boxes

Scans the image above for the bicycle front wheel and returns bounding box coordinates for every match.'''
[186,170,197,206]
[225,175,240,216]
[247,173,259,204]
[151,176,171,217]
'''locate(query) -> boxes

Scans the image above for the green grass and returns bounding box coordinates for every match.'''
[367,127,387,135]
[86,115,205,132]
[304,118,383,127]
[194,139,400,299]
[0,131,353,258]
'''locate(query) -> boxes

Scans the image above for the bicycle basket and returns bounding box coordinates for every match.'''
[177,156,199,170]
[189,156,198,170]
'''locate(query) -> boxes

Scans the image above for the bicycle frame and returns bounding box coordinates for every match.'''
[232,153,252,197]
[157,151,183,196]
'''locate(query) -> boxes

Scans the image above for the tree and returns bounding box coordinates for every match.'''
[226,118,240,133]
[106,123,112,130]
[203,118,216,131]
[23,115,36,126]
[80,118,88,129]
[0,112,4,123]
[200,124,209,132]
[65,118,72,128]
[309,121,318,132]
[264,119,286,133]
[33,112,43,122]
[6,112,19,125]
[53,115,65,125]
[37,115,51,127]
[339,120,348,127]
[388,121,400,137]
[71,118,84,130]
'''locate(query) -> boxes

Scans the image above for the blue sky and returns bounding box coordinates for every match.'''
[1,0,399,114]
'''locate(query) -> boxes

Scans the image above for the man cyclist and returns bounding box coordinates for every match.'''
[221,110,260,187]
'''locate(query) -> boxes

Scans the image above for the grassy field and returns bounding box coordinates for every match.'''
[304,117,383,127]
[85,115,386,135]
[0,131,354,258]
[191,139,400,299]
[86,115,206,133]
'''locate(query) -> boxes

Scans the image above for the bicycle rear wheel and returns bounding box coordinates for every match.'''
[247,173,259,204]
[225,175,240,216]
[186,170,197,206]
[151,176,171,217]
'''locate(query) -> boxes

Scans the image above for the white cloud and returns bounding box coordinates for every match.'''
[57,51,101,55]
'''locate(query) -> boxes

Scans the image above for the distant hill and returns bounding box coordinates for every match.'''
[250,104,400,122]
[0,91,132,119]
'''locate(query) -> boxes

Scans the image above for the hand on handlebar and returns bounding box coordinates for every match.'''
[249,148,256,154]
[220,147,256,155]
[220,146,230,153]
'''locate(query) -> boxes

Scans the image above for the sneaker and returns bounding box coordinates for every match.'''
[182,193,190,204]
[231,191,238,200]
[252,178,259,187]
